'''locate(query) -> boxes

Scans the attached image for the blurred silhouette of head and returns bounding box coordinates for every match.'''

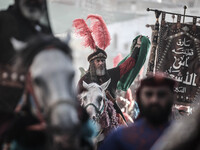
[136,72,176,125]
[17,0,45,21]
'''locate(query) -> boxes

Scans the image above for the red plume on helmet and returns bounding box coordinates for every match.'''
[87,14,111,50]
[72,19,96,50]
[72,14,111,52]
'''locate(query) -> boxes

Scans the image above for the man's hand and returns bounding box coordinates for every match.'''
[131,35,142,59]
[135,35,142,48]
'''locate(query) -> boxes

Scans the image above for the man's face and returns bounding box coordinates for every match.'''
[19,0,45,21]
[139,86,173,125]
[94,57,106,76]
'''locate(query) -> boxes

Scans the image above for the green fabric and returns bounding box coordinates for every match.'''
[117,36,151,91]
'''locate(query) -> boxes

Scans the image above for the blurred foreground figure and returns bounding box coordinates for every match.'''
[151,103,200,150]
[98,73,176,150]
[2,35,93,150]
[0,0,52,112]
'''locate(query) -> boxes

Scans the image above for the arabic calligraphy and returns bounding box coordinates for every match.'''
[167,37,197,88]
[172,48,193,56]
[169,72,197,86]
[174,87,186,93]
[172,56,189,69]
[176,38,190,47]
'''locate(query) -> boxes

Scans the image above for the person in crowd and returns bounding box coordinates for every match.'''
[98,73,176,150]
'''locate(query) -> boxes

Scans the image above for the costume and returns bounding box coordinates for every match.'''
[73,15,150,122]
[98,118,170,150]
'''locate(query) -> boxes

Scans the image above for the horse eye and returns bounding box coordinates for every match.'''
[97,96,103,103]
[34,77,43,86]
[83,96,87,101]
[70,71,75,79]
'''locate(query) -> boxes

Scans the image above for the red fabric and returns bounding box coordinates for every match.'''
[119,57,136,78]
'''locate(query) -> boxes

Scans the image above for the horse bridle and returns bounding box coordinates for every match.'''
[83,96,106,119]
[24,72,78,124]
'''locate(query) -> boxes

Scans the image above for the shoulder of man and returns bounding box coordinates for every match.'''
[107,66,119,73]
[98,127,124,150]
[0,6,18,30]
[79,72,91,83]
[0,8,14,20]
[107,66,120,82]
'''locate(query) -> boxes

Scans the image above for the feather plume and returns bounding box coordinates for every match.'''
[72,19,96,50]
[87,14,111,50]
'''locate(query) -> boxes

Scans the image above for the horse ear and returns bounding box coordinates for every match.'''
[101,78,111,90]
[83,81,89,89]
[10,37,27,51]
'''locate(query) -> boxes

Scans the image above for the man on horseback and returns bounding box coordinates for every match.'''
[0,0,52,112]
[74,15,150,125]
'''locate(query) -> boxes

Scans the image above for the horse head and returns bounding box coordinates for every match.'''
[80,79,111,123]
[13,34,81,149]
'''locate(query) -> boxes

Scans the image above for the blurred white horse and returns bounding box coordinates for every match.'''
[10,35,86,150]
[80,79,111,122]
[79,79,119,144]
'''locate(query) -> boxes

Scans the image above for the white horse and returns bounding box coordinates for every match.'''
[80,79,110,121]
[9,35,87,150]
[79,79,119,143]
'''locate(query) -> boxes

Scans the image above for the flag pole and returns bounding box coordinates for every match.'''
[183,5,187,23]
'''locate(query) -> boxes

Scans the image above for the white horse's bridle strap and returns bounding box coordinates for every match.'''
[84,99,105,115]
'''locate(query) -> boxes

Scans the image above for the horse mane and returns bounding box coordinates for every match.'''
[13,34,72,72]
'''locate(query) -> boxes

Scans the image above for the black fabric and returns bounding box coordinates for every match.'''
[78,67,123,116]
[0,87,23,113]
[0,112,14,145]
[3,98,46,147]
[4,113,46,147]
[78,67,120,98]
[0,5,51,65]
[131,47,140,60]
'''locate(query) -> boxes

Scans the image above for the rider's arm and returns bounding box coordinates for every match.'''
[118,37,141,78]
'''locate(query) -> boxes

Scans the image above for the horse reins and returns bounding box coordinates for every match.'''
[84,97,106,117]
[25,72,45,123]
[25,72,78,123]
